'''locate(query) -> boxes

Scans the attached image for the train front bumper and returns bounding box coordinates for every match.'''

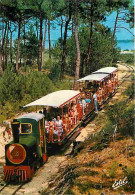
[3,165,34,182]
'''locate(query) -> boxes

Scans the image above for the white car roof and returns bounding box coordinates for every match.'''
[93,67,117,74]
[17,113,44,122]
[24,90,80,108]
[78,73,109,82]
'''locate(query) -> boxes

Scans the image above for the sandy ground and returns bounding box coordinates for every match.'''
[0,126,12,163]
[0,63,133,194]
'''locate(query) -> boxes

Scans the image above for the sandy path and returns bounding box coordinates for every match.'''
[15,155,67,195]
[0,126,12,163]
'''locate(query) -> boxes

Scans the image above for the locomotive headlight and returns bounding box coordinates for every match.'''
[7,144,26,164]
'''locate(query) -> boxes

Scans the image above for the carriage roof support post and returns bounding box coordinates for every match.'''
[61,107,63,121]
[68,104,70,131]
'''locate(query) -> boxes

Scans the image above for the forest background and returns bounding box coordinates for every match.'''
[0,0,134,123]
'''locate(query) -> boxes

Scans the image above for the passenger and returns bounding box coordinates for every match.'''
[93,92,98,113]
[55,116,63,136]
[114,74,118,88]
[45,120,49,133]
[48,118,55,143]
[108,79,112,92]
[49,120,55,128]
[98,87,103,102]
[43,108,47,117]
[72,104,78,124]
[78,96,82,104]
[82,97,86,115]
[85,94,91,104]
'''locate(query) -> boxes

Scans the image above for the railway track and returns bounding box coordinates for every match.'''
[118,64,134,85]
[0,182,25,195]
[0,168,26,195]
[0,63,134,195]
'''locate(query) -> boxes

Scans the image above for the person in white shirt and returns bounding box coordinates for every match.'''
[93,92,98,113]
[55,116,63,135]
[82,98,86,115]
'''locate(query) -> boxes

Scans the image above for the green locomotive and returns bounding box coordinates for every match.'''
[4,113,47,182]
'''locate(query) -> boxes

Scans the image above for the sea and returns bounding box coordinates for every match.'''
[117,40,134,51]
[45,39,134,51]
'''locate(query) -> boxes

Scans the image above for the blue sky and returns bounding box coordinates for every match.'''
[12,11,134,50]
[47,11,134,41]
[104,12,134,40]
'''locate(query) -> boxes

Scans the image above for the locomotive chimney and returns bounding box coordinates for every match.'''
[11,121,20,143]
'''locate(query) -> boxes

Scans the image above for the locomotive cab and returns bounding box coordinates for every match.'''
[3,113,47,183]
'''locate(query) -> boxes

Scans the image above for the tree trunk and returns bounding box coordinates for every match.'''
[10,27,13,64]
[61,4,72,80]
[2,21,7,66]
[0,43,3,76]
[2,22,7,51]
[16,21,21,71]
[36,18,39,39]
[72,18,74,35]
[86,20,93,68]
[5,22,9,69]
[60,16,63,43]
[23,22,26,66]
[86,1,94,70]
[112,10,119,49]
[43,20,47,51]
[111,10,119,65]
[80,55,85,77]
[74,0,80,90]
[48,20,51,59]
[9,22,16,64]
[38,14,43,71]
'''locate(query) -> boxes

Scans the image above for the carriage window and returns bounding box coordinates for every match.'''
[21,123,32,134]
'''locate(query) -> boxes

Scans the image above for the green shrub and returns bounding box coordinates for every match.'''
[118,54,134,64]
[109,161,118,178]
[106,101,134,137]
[0,68,58,123]
[45,58,53,69]
[49,63,61,81]
[124,78,134,98]
[123,167,135,190]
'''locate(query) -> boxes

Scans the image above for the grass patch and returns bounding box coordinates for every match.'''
[75,169,98,177]
[109,161,118,178]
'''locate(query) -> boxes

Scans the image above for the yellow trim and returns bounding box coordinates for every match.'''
[7,143,26,164]
[43,118,46,154]
[11,122,20,124]
[20,123,32,134]
[39,121,42,156]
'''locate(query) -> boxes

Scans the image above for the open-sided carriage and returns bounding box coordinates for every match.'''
[78,67,118,106]
[24,90,95,146]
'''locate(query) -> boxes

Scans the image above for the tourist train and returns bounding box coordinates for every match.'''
[3,67,118,182]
